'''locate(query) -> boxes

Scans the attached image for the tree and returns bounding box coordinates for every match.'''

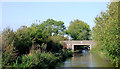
[92,2,120,67]
[26,23,38,43]
[14,25,32,55]
[35,19,66,42]
[33,19,66,52]
[42,19,66,35]
[66,19,91,40]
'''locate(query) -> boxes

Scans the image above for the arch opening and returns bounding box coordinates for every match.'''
[73,45,90,53]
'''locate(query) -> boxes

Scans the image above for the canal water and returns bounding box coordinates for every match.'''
[56,51,114,68]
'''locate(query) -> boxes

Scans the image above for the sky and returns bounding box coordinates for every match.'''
[2,2,108,31]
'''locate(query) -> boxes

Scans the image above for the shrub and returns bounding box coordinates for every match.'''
[13,51,59,68]
[2,28,18,66]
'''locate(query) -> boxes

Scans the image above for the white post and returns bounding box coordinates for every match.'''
[72,44,74,51]
[90,45,92,50]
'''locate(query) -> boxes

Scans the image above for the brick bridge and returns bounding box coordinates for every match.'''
[60,40,94,51]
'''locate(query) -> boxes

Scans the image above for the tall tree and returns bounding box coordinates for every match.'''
[66,19,91,40]
[42,19,66,35]
[35,19,66,42]
[93,2,120,67]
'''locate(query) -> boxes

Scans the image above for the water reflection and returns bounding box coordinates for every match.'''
[57,51,114,67]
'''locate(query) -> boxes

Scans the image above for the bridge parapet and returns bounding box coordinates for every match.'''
[60,40,94,51]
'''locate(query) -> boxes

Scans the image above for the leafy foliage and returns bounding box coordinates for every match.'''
[13,52,58,68]
[46,35,68,52]
[66,19,91,40]
[2,28,18,66]
[35,19,66,42]
[42,19,66,35]
[1,19,72,68]
[92,2,120,67]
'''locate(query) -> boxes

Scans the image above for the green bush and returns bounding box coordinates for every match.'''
[2,28,18,66]
[13,51,59,68]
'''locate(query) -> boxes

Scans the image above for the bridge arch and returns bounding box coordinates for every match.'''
[60,40,94,51]
[72,44,92,51]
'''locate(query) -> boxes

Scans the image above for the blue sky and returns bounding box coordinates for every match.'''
[2,2,108,31]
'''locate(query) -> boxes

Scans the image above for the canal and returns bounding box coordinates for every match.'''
[56,51,114,68]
